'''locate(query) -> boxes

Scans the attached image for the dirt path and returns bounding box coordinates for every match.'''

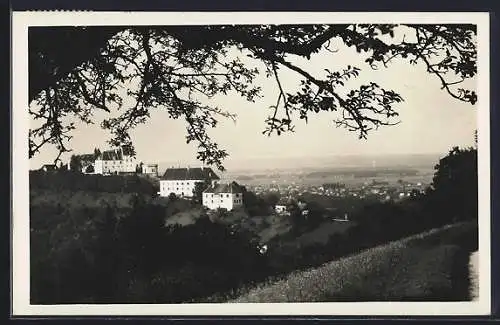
[469,250,479,301]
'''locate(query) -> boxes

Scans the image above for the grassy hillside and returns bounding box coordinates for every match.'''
[230,222,477,302]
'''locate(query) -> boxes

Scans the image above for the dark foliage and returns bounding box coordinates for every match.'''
[31,194,269,304]
[192,179,211,204]
[242,187,273,217]
[29,170,159,195]
[427,146,478,223]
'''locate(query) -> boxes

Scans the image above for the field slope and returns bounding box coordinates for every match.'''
[230,222,477,302]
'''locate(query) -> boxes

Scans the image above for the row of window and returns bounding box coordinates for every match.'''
[163,181,196,186]
[101,162,135,168]
[162,187,193,192]
[204,193,241,198]
[162,185,194,189]
[206,199,242,204]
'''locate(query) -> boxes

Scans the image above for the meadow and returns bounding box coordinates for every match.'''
[230,222,477,302]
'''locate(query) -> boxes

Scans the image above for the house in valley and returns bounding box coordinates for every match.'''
[202,181,244,211]
[275,197,293,215]
[159,167,220,198]
[94,146,137,175]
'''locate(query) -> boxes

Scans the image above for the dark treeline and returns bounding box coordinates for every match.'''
[30,170,159,195]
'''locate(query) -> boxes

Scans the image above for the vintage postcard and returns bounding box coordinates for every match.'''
[11,11,491,316]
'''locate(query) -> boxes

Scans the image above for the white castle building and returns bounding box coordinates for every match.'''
[94,146,137,175]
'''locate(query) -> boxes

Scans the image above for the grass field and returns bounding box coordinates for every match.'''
[229,222,477,302]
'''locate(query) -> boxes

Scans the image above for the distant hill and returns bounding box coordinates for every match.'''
[158,153,442,175]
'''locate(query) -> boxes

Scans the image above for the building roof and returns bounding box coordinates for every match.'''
[161,167,220,181]
[97,146,135,161]
[101,149,122,161]
[203,181,244,194]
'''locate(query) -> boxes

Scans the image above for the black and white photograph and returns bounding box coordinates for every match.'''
[11,11,491,316]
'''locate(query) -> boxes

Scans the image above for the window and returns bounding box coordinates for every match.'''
[226,194,230,198]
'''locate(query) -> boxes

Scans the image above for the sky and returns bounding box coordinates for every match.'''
[29,26,477,171]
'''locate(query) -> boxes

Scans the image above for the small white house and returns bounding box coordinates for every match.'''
[159,167,220,198]
[202,181,244,211]
[275,197,295,215]
[275,204,288,214]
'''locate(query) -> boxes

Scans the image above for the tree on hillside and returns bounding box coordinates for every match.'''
[262,192,280,208]
[84,164,95,174]
[192,179,211,205]
[168,193,178,202]
[240,187,272,216]
[303,201,325,228]
[69,154,82,172]
[93,148,101,159]
[135,162,144,174]
[29,25,477,168]
[428,146,478,223]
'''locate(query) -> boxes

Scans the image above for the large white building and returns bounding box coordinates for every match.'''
[94,146,137,175]
[159,167,220,198]
[202,181,244,211]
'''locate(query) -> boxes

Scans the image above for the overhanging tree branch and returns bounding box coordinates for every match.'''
[28,24,477,167]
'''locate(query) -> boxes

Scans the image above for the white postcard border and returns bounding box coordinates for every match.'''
[11,11,492,316]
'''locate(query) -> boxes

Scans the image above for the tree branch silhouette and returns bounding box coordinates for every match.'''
[28,24,477,169]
